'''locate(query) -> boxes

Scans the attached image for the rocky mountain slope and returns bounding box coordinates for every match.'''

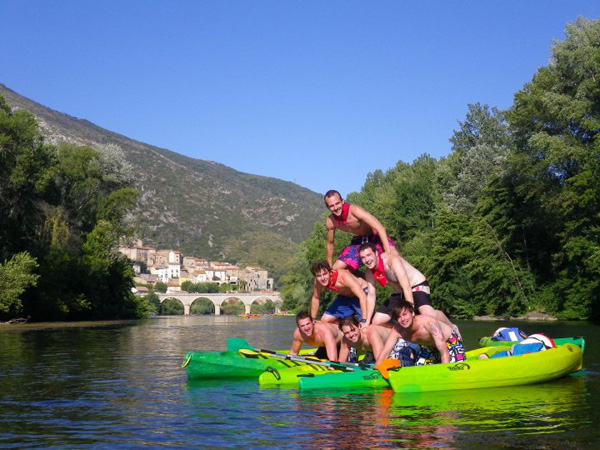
[0,83,324,275]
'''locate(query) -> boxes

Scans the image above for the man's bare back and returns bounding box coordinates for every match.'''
[380,252,427,291]
[401,314,453,347]
[298,322,344,347]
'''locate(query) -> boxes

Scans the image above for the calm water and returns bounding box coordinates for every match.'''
[1,316,599,449]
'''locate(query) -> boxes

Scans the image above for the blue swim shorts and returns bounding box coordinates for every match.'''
[324,295,362,321]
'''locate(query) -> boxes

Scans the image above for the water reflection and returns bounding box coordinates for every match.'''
[294,376,589,448]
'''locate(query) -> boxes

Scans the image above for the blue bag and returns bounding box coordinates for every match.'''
[491,327,528,342]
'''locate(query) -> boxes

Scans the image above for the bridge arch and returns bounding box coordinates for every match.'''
[160,297,185,315]
[189,297,215,315]
[156,292,281,316]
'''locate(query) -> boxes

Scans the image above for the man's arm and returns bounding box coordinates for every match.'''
[310,281,322,320]
[338,338,350,363]
[341,271,372,325]
[375,327,400,366]
[365,326,385,360]
[351,206,392,254]
[428,320,450,364]
[388,256,415,305]
[289,330,303,355]
[316,324,339,361]
[325,218,336,266]
[364,271,378,324]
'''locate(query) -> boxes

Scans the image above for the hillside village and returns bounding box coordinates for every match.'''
[118,242,273,295]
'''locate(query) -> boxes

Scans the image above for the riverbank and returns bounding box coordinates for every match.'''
[473,311,557,321]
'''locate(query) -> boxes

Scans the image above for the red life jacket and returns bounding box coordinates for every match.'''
[326,270,339,292]
[333,202,351,228]
[372,255,387,287]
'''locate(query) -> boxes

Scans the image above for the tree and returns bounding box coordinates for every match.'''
[154,281,168,293]
[438,103,511,214]
[505,17,600,318]
[0,252,39,319]
[160,298,184,315]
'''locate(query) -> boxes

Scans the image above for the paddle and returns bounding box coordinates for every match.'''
[226,338,359,371]
[374,359,402,380]
[238,348,357,372]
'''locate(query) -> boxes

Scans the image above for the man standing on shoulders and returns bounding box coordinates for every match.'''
[310,260,374,326]
[289,311,343,361]
[324,190,397,272]
[375,300,465,366]
[359,242,457,333]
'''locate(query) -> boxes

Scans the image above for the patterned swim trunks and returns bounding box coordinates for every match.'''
[337,233,396,270]
[415,331,466,365]
[387,337,421,367]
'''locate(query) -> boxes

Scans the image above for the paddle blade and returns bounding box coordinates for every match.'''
[226,338,255,352]
[375,359,402,380]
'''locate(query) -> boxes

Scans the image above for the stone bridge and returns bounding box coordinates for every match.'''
[157,292,282,315]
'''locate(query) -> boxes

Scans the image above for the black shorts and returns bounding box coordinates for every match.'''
[377,281,432,315]
[314,346,328,359]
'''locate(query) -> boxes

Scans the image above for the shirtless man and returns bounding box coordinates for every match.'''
[324,190,397,272]
[289,311,344,361]
[359,242,456,330]
[337,315,393,363]
[375,300,466,366]
[310,260,374,325]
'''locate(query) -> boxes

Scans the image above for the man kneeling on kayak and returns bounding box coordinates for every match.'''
[375,300,466,366]
[338,315,393,363]
[289,311,344,361]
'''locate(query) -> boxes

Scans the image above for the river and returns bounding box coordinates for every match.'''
[1,316,598,448]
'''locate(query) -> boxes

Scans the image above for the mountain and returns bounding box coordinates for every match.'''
[0,83,324,279]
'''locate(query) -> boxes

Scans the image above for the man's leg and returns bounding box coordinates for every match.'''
[418,305,462,340]
[320,313,338,324]
[333,244,361,272]
[371,312,393,327]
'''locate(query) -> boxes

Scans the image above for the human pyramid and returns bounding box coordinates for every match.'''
[289,189,466,368]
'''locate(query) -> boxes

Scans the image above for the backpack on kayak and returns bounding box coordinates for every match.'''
[489,333,555,359]
[519,333,555,349]
[491,327,528,342]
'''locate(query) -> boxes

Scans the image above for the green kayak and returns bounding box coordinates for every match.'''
[182,350,307,379]
[478,336,585,353]
[298,347,495,391]
[388,343,582,394]
[183,340,340,380]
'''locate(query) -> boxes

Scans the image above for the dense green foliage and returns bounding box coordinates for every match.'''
[190,298,215,315]
[282,18,600,320]
[0,96,147,321]
[159,298,184,315]
[180,281,240,294]
[250,299,276,314]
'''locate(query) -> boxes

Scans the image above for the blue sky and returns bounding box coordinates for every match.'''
[1,1,598,198]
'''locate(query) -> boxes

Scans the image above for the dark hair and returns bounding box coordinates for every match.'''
[359,242,377,254]
[296,311,312,324]
[310,260,331,276]
[338,315,360,330]
[391,300,415,321]
[324,190,342,202]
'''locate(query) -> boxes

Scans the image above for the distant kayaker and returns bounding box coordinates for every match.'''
[359,242,458,333]
[289,311,344,361]
[310,260,374,325]
[375,300,465,366]
[324,190,397,272]
[337,315,394,363]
